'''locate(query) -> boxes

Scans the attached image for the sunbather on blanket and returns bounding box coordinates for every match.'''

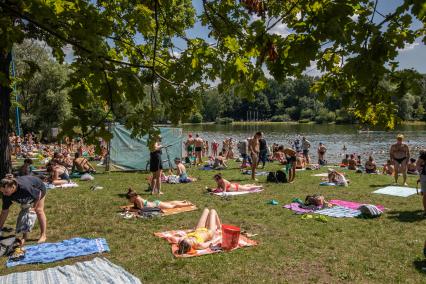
[173,158,196,182]
[328,169,348,186]
[126,188,192,209]
[72,152,96,174]
[46,161,70,185]
[207,174,263,193]
[177,208,221,254]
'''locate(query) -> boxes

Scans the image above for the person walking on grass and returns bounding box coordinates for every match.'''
[416,149,426,217]
[390,134,410,186]
[0,175,47,244]
[248,132,261,181]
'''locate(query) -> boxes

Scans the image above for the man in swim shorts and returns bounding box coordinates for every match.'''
[301,136,311,164]
[390,134,410,186]
[185,134,195,164]
[248,132,261,180]
[194,134,204,165]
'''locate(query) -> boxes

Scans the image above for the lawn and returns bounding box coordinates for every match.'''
[0,161,425,283]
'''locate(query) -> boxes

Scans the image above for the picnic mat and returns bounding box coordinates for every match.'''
[0,257,140,284]
[120,205,198,217]
[314,206,361,218]
[241,170,269,176]
[213,188,263,196]
[312,173,329,177]
[372,186,417,197]
[154,229,257,258]
[7,238,109,267]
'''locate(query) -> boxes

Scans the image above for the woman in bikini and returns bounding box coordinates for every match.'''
[208,173,262,193]
[126,188,192,210]
[177,208,221,254]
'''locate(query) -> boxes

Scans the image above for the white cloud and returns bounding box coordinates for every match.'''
[267,22,291,37]
[398,42,420,52]
[303,61,323,77]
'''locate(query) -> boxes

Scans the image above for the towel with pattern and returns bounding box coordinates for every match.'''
[7,238,109,267]
[0,257,140,284]
[155,229,257,258]
[315,206,361,218]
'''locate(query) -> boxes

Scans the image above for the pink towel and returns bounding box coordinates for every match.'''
[283,203,316,214]
[329,200,385,211]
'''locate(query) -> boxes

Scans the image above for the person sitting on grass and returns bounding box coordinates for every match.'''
[207,173,263,193]
[72,152,96,174]
[365,156,377,174]
[348,154,357,170]
[328,169,348,186]
[177,208,221,254]
[407,158,418,175]
[383,159,395,175]
[341,154,349,167]
[173,158,196,183]
[212,151,228,169]
[19,158,36,176]
[295,153,306,170]
[282,147,297,183]
[0,174,47,244]
[126,188,193,210]
[46,161,70,185]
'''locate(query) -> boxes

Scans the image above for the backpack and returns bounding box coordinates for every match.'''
[276,170,287,183]
[267,172,278,183]
[0,237,20,257]
[358,204,382,218]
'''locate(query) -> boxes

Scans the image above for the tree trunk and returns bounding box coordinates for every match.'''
[0,50,12,179]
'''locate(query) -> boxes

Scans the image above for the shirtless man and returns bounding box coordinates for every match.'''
[185,134,195,163]
[301,137,311,164]
[194,134,204,165]
[282,147,297,183]
[390,134,410,186]
[72,152,96,173]
[248,132,261,180]
[317,142,327,165]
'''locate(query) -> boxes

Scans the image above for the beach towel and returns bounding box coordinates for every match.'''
[213,188,263,196]
[199,165,214,170]
[0,257,140,284]
[283,203,317,214]
[241,170,269,176]
[373,186,417,197]
[120,205,198,218]
[154,229,257,258]
[312,173,329,177]
[319,182,336,186]
[45,182,79,189]
[6,238,109,267]
[315,206,361,218]
[329,199,385,211]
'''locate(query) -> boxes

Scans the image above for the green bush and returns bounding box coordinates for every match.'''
[190,112,203,123]
[315,111,336,123]
[300,109,314,119]
[270,114,291,122]
[215,117,234,124]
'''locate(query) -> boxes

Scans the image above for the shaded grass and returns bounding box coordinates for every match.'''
[0,161,425,283]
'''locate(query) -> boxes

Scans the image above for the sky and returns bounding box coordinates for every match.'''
[183,0,425,74]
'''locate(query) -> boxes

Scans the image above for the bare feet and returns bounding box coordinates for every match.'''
[37,235,47,243]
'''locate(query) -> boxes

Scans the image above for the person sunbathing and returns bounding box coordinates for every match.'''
[212,151,228,169]
[328,169,348,186]
[18,158,35,176]
[383,159,394,175]
[72,152,96,174]
[177,208,221,254]
[407,158,418,175]
[46,162,70,185]
[341,154,349,167]
[365,156,377,174]
[295,154,306,169]
[126,188,192,210]
[208,173,262,193]
[173,158,196,182]
[348,154,357,170]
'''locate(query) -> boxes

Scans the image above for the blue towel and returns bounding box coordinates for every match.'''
[199,165,214,170]
[315,206,361,218]
[319,182,336,186]
[7,238,109,267]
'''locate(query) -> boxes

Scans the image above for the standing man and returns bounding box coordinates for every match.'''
[248,132,261,180]
[258,133,268,168]
[212,140,219,157]
[390,134,410,186]
[194,134,204,165]
[185,134,195,163]
[301,136,311,164]
[317,142,327,166]
[238,138,251,168]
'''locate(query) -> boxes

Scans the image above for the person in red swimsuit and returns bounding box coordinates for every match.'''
[209,174,262,193]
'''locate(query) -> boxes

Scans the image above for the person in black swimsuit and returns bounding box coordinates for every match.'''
[149,136,163,195]
[390,134,410,186]
[0,175,47,243]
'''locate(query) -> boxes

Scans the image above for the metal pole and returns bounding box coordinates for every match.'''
[10,49,21,137]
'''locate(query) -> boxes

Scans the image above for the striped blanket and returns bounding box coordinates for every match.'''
[0,257,140,284]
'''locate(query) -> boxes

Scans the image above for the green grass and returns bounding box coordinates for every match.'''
[0,161,425,283]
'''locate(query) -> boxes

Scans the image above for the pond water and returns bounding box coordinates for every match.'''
[182,123,426,164]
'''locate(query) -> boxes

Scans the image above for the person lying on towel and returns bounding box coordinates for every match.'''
[173,158,197,183]
[207,173,263,193]
[328,169,348,186]
[126,188,192,210]
[177,208,221,254]
[0,175,47,244]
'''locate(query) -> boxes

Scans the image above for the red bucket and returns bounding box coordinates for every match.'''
[221,224,240,250]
